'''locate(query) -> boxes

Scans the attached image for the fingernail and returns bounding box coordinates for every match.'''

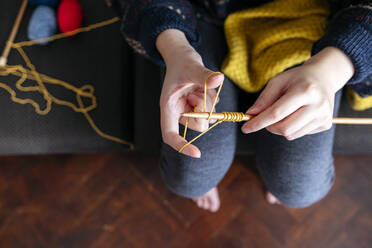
[209,72,222,78]
[246,108,255,114]
[247,104,260,113]
[241,126,251,134]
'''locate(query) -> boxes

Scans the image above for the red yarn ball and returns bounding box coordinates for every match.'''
[57,0,83,35]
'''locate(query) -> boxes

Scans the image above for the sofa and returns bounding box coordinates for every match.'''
[0,0,371,155]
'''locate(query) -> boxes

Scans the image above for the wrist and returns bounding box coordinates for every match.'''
[156,29,201,65]
[305,47,355,92]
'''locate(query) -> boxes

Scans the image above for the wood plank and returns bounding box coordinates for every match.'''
[0,153,370,248]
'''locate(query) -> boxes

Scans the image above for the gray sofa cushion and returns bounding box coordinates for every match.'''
[0,0,133,154]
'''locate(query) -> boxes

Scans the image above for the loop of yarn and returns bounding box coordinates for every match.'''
[179,76,224,153]
[27,5,57,45]
[57,0,83,34]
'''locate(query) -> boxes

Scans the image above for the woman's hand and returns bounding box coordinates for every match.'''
[241,47,355,140]
[157,29,224,158]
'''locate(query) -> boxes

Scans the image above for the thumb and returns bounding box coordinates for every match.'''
[191,66,224,89]
[161,109,201,158]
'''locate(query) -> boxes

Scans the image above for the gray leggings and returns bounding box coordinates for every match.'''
[160,20,341,208]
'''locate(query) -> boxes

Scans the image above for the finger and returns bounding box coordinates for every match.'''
[241,89,308,134]
[210,198,219,212]
[187,91,216,112]
[246,75,287,115]
[286,120,325,140]
[186,93,210,131]
[191,67,224,89]
[266,107,316,139]
[202,198,208,209]
[307,122,334,135]
[187,91,204,108]
[187,90,219,123]
[190,88,219,112]
[197,199,203,208]
[161,109,201,158]
[207,88,218,104]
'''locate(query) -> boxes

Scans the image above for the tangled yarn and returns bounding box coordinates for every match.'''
[27,5,57,45]
[57,0,83,34]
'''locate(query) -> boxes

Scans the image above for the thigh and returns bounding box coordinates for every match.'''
[255,90,342,207]
[160,20,240,198]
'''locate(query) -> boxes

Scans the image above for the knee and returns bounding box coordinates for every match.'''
[272,180,334,208]
[160,159,215,199]
[160,143,225,199]
[261,162,335,208]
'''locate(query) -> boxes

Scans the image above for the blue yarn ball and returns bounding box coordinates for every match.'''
[28,6,57,45]
[28,0,60,7]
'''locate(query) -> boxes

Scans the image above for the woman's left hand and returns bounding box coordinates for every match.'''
[241,47,355,140]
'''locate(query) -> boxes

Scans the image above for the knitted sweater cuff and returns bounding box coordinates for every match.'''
[312,6,372,85]
[139,4,199,67]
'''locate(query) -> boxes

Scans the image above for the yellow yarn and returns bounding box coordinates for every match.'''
[222,0,329,92]
[0,17,134,149]
[346,87,372,111]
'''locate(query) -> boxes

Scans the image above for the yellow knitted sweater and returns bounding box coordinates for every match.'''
[222,0,371,110]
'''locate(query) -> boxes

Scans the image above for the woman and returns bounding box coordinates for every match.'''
[114,0,372,212]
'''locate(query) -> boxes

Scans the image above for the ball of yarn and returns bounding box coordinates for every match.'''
[57,0,83,35]
[28,0,60,7]
[27,6,57,45]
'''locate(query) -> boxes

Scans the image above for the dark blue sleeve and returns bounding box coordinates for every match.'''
[311,2,372,85]
[117,0,199,67]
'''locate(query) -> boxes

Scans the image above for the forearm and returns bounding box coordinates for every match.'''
[156,29,202,66]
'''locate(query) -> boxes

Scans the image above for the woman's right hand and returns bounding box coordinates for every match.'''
[156,29,224,158]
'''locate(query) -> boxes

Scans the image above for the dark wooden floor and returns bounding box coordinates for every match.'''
[0,153,371,248]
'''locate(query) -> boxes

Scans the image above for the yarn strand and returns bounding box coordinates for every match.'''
[179,120,223,153]
[178,71,372,154]
[12,17,120,48]
[0,16,134,149]
[179,73,224,153]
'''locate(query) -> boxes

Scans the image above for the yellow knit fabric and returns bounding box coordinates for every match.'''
[346,87,372,111]
[222,0,372,110]
[222,0,329,92]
